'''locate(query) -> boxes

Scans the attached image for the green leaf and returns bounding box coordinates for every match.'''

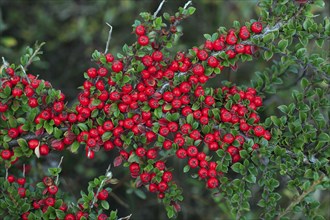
[203,34,211,40]
[70,141,80,153]
[263,33,274,43]
[55,209,65,219]
[186,114,193,124]
[101,200,109,210]
[318,133,330,142]
[300,78,309,89]
[187,7,196,15]
[278,105,288,114]
[102,132,112,142]
[21,203,30,213]
[264,50,273,61]
[231,162,243,173]
[183,165,190,173]
[278,39,288,52]
[48,167,62,176]
[154,107,162,119]
[17,138,28,147]
[134,189,146,200]
[171,113,180,121]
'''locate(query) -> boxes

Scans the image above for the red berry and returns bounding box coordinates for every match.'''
[158,181,168,192]
[87,68,97,78]
[188,158,199,168]
[64,214,76,220]
[28,139,39,149]
[226,33,237,45]
[227,145,239,156]
[112,60,123,73]
[226,49,236,59]
[7,175,15,183]
[251,22,263,34]
[138,35,149,46]
[105,53,114,62]
[18,187,26,198]
[212,39,226,51]
[207,56,219,68]
[48,185,58,195]
[39,144,50,156]
[254,125,265,137]
[140,172,151,183]
[198,168,208,179]
[223,133,234,144]
[17,177,26,185]
[97,189,109,200]
[149,183,158,193]
[21,212,30,220]
[98,214,108,220]
[146,148,157,159]
[1,149,12,160]
[239,26,250,40]
[187,146,198,157]
[8,128,19,139]
[197,50,208,61]
[235,44,245,54]
[207,177,219,188]
[135,25,146,35]
[176,148,187,159]
[152,51,163,62]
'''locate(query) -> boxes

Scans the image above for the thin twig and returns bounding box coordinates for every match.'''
[109,192,129,208]
[22,164,26,177]
[20,65,30,84]
[2,57,9,69]
[91,163,113,209]
[153,0,166,18]
[104,23,113,54]
[159,82,169,93]
[5,168,8,180]
[183,1,192,10]
[55,156,64,185]
[118,214,132,220]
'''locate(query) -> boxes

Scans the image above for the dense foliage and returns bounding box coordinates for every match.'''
[0,0,329,219]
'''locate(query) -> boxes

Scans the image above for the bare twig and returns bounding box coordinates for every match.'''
[118,214,132,220]
[153,0,166,18]
[20,65,30,84]
[2,57,9,69]
[109,192,129,208]
[55,156,64,185]
[22,164,26,177]
[159,82,169,93]
[183,1,193,10]
[5,168,8,180]
[104,23,113,54]
[91,164,113,209]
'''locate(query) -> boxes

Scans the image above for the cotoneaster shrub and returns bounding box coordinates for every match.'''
[0,0,329,219]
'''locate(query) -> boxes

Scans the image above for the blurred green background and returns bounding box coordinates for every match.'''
[0,0,329,219]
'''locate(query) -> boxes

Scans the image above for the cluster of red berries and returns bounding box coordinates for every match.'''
[0,12,268,216]
[5,174,110,220]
